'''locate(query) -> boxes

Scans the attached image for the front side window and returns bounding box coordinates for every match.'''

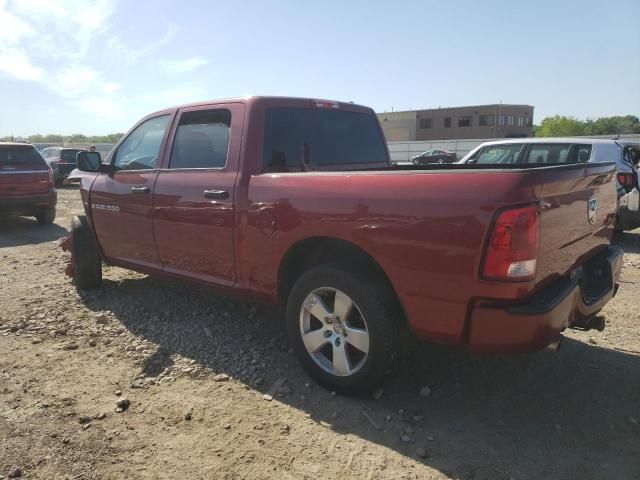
[170,109,230,169]
[475,144,523,164]
[262,107,388,172]
[114,115,170,170]
[523,144,572,164]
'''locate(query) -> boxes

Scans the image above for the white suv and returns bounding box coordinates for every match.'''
[459,138,640,231]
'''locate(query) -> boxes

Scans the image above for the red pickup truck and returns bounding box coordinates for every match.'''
[65,97,623,393]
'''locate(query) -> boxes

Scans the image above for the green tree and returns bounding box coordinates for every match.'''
[535,116,587,137]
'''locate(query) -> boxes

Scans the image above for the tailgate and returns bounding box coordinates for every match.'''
[0,171,50,196]
[0,147,50,197]
[534,162,617,286]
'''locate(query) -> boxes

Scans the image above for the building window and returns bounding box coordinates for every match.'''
[507,115,514,126]
[498,115,505,126]
[419,118,433,129]
[444,117,452,128]
[517,117,524,127]
[479,114,495,126]
[458,116,472,127]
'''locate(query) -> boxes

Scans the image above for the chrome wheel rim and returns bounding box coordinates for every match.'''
[299,287,370,377]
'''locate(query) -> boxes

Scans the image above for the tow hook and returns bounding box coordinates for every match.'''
[570,315,606,332]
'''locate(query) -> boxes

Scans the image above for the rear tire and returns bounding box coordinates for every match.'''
[36,208,56,225]
[286,265,399,394]
[70,216,102,290]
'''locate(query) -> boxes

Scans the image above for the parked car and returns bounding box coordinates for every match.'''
[64,97,622,393]
[411,149,457,164]
[458,138,640,231]
[0,142,57,225]
[41,146,87,186]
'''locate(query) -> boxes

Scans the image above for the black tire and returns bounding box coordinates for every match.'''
[286,265,399,394]
[36,208,56,225]
[70,215,102,290]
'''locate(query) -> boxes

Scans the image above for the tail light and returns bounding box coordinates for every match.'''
[48,166,54,189]
[482,204,540,281]
[617,172,636,192]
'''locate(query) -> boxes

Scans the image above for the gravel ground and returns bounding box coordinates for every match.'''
[1,187,639,480]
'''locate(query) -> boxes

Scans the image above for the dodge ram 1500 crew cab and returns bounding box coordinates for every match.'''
[64,96,623,393]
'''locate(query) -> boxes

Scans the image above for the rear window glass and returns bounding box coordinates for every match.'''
[523,144,572,164]
[0,148,47,170]
[262,108,388,172]
[60,149,83,161]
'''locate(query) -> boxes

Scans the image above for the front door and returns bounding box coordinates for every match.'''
[153,104,244,286]
[90,114,172,268]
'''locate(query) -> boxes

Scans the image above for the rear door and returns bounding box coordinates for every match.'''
[152,103,244,286]
[0,146,50,197]
[90,114,172,268]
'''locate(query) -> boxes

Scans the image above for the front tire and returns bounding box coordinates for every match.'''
[286,265,399,394]
[70,216,102,290]
[36,208,56,225]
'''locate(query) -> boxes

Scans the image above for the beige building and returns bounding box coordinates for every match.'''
[377,104,534,141]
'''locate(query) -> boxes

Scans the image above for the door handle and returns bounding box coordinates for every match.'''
[131,186,150,194]
[203,189,229,200]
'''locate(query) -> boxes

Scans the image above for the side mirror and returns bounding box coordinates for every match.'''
[76,151,102,172]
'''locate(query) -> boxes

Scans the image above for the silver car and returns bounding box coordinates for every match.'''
[458,138,640,231]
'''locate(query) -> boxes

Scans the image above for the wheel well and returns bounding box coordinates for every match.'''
[277,237,404,316]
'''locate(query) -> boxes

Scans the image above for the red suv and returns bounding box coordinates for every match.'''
[0,143,57,225]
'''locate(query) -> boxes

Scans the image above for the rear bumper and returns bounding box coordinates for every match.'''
[467,246,624,354]
[0,191,57,214]
[616,188,640,231]
[52,163,75,181]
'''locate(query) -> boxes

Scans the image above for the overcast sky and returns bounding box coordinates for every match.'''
[1,0,639,136]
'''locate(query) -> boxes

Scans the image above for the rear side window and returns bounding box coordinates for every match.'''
[0,147,47,170]
[262,108,388,172]
[60,149,83,162]
[170,109,230,169]
[475,144,523,164]
[523,144,572,164]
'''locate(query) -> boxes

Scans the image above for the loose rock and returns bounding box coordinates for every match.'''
[213,373,230,382]
[115,398,130,412]
[7,465,22,478]
[400,435,411,443]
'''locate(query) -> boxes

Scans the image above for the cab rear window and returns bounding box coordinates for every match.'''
[60,149,83,161]
[0,147,47,170]
[262,107,388,172]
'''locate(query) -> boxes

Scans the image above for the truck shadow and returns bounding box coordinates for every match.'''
[0,215,68,247]
[612,230,640,254]
[79,275,640,480]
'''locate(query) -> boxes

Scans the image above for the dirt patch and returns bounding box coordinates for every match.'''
[1,187,639,479]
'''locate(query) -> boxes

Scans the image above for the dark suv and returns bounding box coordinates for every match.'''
[0,143,57,225]
[41,147,86,186]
